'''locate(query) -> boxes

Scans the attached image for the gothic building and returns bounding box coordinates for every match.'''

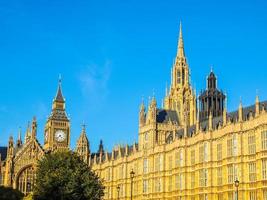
[0,80,71,195]
[1,23,267,200]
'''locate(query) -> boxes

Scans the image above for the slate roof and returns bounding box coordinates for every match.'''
[156,109,179,124]
[0,147,7,161]
[165,101,267,143]
[55,84,65,102]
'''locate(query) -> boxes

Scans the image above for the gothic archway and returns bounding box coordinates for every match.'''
[16,165,35,195]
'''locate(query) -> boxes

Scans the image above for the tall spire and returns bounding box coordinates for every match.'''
[55,75,65,103]
[177,21,185,58]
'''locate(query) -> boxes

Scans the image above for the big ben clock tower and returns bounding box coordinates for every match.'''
[44,78,70,152]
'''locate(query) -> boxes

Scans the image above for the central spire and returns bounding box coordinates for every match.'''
[177,21,185,58]
[55,75,65,103]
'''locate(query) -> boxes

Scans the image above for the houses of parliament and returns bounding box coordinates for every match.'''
[1,23,267,200]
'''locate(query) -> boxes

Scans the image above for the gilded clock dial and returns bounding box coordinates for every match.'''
[55,130,66,142]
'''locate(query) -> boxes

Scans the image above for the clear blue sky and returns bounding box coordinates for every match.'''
[0,0,267,152]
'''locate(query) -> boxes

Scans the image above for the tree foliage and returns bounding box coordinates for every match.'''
[33,151,104,200]
[0,186,24,200]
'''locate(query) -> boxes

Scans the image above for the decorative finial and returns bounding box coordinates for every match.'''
[59,74,62,83]
[210,65,213,72]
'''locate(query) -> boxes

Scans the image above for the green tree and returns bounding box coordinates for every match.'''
[33,151,104,200]
[0,186,24,200]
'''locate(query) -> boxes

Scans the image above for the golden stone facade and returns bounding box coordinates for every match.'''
[1,23,267,200]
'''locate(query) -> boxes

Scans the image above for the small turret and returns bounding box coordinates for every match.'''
[16,127,22,148]
[146,96,157,124]
[24,122,31,143]
[238,99,243,122]
[98,140,104,155]
[223,95,227,126]
[7,136,14,158]
[255,93,260,117]
[31,117,37,139]
[139,99,146,127]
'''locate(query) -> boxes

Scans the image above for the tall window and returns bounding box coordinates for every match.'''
[144,158,148,174]
[178,173,183,189]
[155,155,159,172]
[155,178,162,192]
[182,70,185,85]
[217,167,222,186]
[262,131,267,150]
[263,189,267,200]
[17,166,35,195]
[199,145,204,163]
[175,151,179,167]
[175,174,179,189]
[177,71,181,84]
[191,172,195,189]
[179,149,184,167]
[248,133,256,154]
[191,149,195,165]
[249,191,257,200]
[159,154,163,171]
[249,162,257,182]
[168,176,172,192]
[217,143,222,160]
[199,169,208,187]
[204,142,208,162]
[227,137,233,157]
[118,184,124,197]
[169,156,173,171]
[119,165,124,179]
[228,164,234,184]
[143,180,148,194]
[233,135,238,156]
[262,159,267,180]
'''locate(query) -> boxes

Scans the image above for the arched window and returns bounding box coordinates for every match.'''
[16,166,35,195]
[177,71,181,84]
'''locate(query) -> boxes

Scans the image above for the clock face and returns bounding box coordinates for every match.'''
[55,130,66,142]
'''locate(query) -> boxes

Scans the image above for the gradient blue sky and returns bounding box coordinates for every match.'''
[0,0,267,152]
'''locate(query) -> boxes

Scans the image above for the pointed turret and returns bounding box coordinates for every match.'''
[31,117,37,139]
[75,124,90,164]
[146,95,157,124]
[7,136,14,158]
[139,98,146,127]
[16,127,22,148]
[255,93,260,117]
[98,140,104,155]
[223,95,227,126]
[238,98,243,122]
[24,121,31,143]
[177,22,185,59]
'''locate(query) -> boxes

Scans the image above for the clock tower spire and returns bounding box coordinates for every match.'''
[44,77,70,152]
